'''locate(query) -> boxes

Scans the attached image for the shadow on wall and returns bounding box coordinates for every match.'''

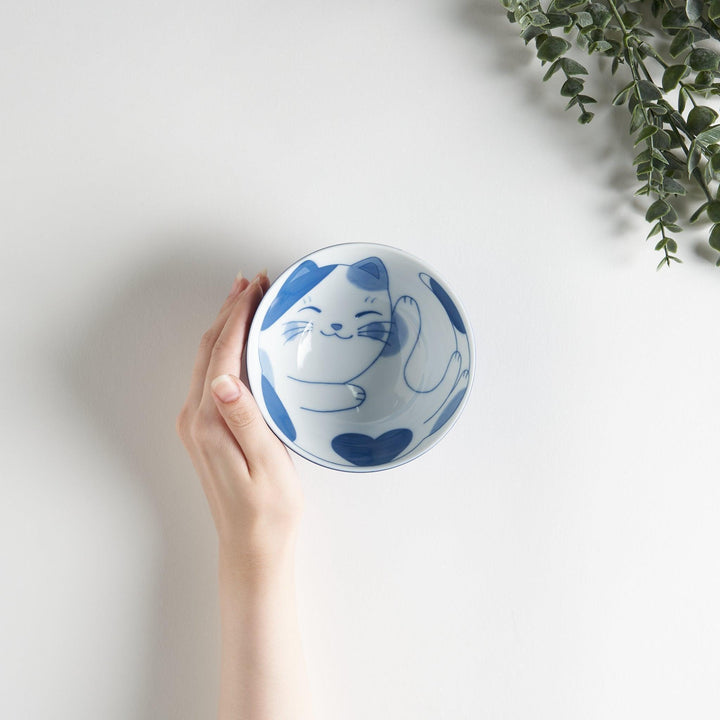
[456,0,638,235]
[60,234,281,719]
[455,0,717,263]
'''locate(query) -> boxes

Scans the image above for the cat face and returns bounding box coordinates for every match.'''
[261,258,393,383]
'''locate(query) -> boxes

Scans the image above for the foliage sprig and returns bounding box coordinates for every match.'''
[502,0,720,268]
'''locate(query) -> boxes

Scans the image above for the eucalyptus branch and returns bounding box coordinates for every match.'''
[502,0,720,268]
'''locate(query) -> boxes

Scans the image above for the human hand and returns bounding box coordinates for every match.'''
[176,270,304,575]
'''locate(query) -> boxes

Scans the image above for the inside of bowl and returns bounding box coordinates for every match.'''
[251,246,472,469]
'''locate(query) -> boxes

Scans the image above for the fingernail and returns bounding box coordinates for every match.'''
[259,268,268,278]
[229,270,244,296]
[211,374,241,402]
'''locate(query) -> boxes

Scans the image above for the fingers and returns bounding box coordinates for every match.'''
[210,373,283,471]
[185,271,250,410]
[200,273,269,412]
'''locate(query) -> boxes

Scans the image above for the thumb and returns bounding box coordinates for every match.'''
[210,374,278,464]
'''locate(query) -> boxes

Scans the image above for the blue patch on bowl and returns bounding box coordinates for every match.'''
[423,274,466,334]
[429,387,467,435]
[331,428,413,466]
[262,375,296,442]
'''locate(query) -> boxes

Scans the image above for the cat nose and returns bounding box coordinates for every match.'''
[331,323,343,331]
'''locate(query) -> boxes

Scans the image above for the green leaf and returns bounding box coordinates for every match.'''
[695,70,714,88]
[636,80,663,102]
[688,49,720,71]
[622,10,643,28]
[653,129,672,150]
[710,224,720,251]
[662,64,689,92]
[707,200,720,222]
[648,103,668,116]
[578,111,595,124]
[670,29,693,57]
[688,142,702,176]
[666,238,678,253]
[663,177,687,195]
[636,162,652,180]
[529,11,550,26]
[690,202,709,223]
[647,221,663,238]
[588,3,612,28]
[686,0,703,22]
[655,237,668,250]
[710,0,720,21]
[575,11,593,27]
[534,33,549,50]
[646,199,671,221]
[613,82,634,106]
[561,58,588,75]
[697,126,720,146]
[678,87,687,113]
[590,40,613,53]
[705,159,715,184]
[537,36,571,62]
[522,25,546,43]
[630,104,645,133]
[561,78,584,97]
[663,7,690,28]
[687,106,719,135]
[634,125,658,145]
[634,148,652,165]
[545,12,572,29]
[651,148,669,165]
[543,60,562,81]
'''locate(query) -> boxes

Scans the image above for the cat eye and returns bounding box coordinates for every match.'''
[299,306,322,313]
[355,310,382,318]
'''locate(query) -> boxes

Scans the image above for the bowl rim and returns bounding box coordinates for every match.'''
[246,241,476,473]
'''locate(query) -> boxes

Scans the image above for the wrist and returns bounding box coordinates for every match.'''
[218,538,296,591]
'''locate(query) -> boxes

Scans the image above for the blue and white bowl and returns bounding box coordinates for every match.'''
[246,243,474,472]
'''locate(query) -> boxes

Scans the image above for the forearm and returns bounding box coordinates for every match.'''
[217,545,314,720]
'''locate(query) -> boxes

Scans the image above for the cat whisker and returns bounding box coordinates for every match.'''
[283,326,313,344]
[357,321,395,332]
[282,321,312,332]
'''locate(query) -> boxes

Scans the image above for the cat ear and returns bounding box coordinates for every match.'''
[261,260,336,330]
[346,257,389,291]
[286,260,319,284]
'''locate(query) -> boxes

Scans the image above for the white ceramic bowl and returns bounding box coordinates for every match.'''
[246,243,474,472]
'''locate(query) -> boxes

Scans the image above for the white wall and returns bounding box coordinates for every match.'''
[2,1,719,718]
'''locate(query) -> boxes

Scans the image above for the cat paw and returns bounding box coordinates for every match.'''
[442,351,463,393]
[348,383,366,406]
[394,296,428,390]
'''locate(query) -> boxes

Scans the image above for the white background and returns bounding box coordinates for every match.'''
[2,1,719,718]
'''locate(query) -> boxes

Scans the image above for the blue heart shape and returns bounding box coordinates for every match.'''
[331,429,413,467]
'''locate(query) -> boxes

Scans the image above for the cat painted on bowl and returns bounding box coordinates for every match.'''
[257,256,470,468]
